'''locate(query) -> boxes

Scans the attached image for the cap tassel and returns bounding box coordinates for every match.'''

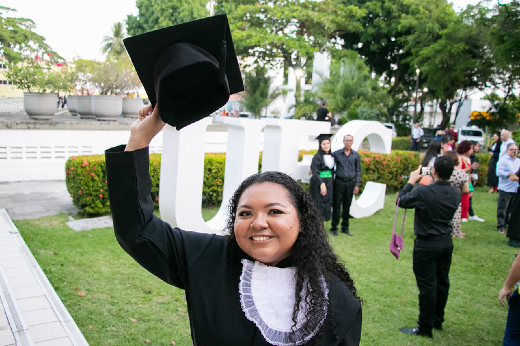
[219,39,227,84]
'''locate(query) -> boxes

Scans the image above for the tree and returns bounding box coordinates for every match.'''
[101,22,127,57]
[126,0,209,36]
[317,53,389,122]
[0,6,61,64]
[340,0,417,95]
[469,94,520,131]
[485,1,520,102]
[89,55,140,95]
[243,66,281,118]
[403,0,493,129]
[227,0,362,106]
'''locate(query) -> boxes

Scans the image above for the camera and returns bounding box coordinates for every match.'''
[421,167,431,176]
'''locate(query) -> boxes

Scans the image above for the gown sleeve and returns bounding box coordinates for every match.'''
[105,145,217,290]
[311,154,324,185]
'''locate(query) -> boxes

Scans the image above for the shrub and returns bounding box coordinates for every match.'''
[202,153,226,207]
[513,129,520,145]
[392,137,412,151]
[359,150,421,192]
[65,155,109,216]
[475,153,490,187]
[65,150,424,216]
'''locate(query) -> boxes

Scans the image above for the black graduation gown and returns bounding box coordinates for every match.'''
[105,145,362,346]
[310,153,334,222]
[487,140,501,187]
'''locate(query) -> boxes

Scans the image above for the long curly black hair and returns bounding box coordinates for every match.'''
[224,171,361,344]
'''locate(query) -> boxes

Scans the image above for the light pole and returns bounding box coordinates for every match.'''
[294,66,304,107]
[413,68,420,124]
[209,0,215,15]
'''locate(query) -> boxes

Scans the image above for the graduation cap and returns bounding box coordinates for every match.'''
[124,14,244,130]
[315,134,333,143]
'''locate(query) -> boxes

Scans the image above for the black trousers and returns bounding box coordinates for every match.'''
[497,190,516,230]
[508,187,520,241]
[411,139,420,151]
[332,178,354,231]
[413,235,453,334]
[468,196,474,217]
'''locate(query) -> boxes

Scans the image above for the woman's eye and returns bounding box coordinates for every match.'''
[268,209,283,215]
[238,211,252,217]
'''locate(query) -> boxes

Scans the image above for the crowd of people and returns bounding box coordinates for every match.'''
[308,123,520,342]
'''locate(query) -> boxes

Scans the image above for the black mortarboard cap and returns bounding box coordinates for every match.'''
[124,14,244,130]
[315,134,333,143]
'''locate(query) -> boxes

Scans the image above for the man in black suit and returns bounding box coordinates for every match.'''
[397,156,461,338]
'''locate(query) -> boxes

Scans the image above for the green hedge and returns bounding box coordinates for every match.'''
[513,129,520,145]
[66,150,492,216]
[392,137,413,151]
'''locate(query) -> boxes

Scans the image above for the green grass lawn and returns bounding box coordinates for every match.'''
[13,187,515,345]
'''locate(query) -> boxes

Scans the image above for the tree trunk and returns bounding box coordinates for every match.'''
[438,99,455,129]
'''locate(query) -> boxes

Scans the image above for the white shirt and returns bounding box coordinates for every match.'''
[497,155,520,193]
[412,127,424,139]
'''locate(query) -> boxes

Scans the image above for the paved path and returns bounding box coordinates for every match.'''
[0,182,87,346]
[0,181,77,220]
[0,209,88,346]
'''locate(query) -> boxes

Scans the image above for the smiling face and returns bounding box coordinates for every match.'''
[320,139,331,153]
[234,182,300,266]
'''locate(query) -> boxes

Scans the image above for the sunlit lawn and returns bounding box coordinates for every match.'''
[14,188,513,345]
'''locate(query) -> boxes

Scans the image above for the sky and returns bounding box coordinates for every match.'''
[5,0,483,63]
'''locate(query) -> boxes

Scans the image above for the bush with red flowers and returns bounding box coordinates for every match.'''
[66,150,490,216]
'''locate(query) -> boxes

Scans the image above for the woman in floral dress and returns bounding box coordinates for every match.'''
[444,151,470,238]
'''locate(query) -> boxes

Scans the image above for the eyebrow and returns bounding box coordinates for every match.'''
[237,202,287,210]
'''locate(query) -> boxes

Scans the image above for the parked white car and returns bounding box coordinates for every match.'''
[458,126,485,146]
[383,123,397,138]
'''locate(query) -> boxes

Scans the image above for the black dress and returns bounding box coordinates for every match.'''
[310,152,334,222]
[105,145,362,346]
[487,140,501,188]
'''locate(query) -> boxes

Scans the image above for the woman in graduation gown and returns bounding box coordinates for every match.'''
[310,134,335,223]
[105,105,362,346]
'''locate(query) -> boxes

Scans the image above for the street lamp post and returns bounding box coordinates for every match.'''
[413,68,420,124]
[209,0,215,15]
[294,66,304,107]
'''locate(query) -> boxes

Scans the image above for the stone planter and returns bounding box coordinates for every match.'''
[91,95,123,121]
[67,95,78,116]
[122,98,143,118]
[76,95,95,119]
[23,92,58,120]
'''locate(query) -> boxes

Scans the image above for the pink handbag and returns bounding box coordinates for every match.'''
[390,198,406,259]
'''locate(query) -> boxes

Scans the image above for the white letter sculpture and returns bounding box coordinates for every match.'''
[331,120,393,218]
[159,118,391,234]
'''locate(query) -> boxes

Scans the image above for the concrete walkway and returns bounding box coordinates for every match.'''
[0,209,88,346]
[0,181,77,220]
[0,182,87,345]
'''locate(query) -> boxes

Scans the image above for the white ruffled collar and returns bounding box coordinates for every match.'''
[239,259,328,346]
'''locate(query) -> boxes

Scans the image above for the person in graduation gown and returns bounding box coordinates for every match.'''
[105,104,362,345]
[109,15,362,345]
[310,134,335,225]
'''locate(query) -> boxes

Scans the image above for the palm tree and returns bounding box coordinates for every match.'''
[243,66,282,118]
[101,22,127,57]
